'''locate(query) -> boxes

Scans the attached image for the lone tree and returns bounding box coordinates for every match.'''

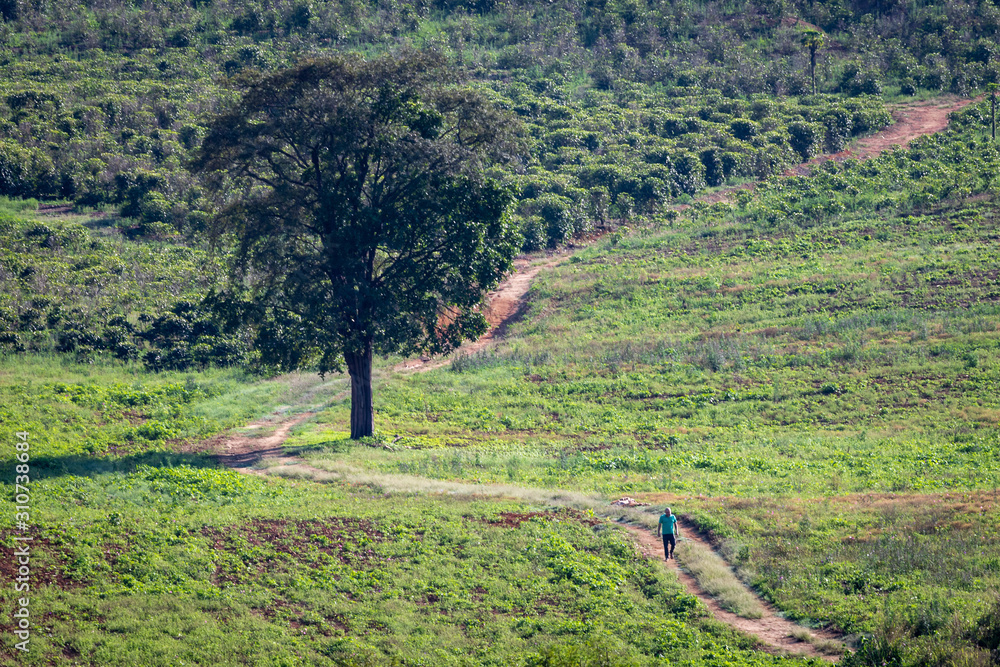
[193,52,523,439]
[801,29,824,95]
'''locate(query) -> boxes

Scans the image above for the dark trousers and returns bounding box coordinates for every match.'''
[662,534,676,559]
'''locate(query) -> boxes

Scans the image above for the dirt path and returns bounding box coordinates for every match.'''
[205,407,845,659]
[203,410,318,470]
[395,249,573,372]
[623,524,844,661]
[699,95,978,204]
[845,95,977,159]
[206,411,846,661]
[788,95,978,175]
[205,94,975,658]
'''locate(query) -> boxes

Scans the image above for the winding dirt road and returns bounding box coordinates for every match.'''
[208,408,844,659]
[209,410,316,470]
[205,93,978,659]
[395,249,573,371]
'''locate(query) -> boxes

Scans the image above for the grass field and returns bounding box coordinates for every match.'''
[0,359,818,666]
[5,103,1000,665]
[2,0,1000,662]
[277,104,1000,665]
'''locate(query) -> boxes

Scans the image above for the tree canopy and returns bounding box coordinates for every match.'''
[193,51,524,438]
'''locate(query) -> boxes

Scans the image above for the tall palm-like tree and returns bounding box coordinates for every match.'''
[802,29,825,95]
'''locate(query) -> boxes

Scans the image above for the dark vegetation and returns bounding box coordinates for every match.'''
[0,202,250,371]
[4,0,991,234]
[3,0,996,372]
[193,52,523,437]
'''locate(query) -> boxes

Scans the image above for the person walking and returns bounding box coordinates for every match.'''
[657,507,679,560]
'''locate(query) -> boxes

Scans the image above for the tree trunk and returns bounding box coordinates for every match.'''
[345,342,374,439]
[810,50,817,95]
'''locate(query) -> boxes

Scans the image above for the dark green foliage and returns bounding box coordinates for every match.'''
[823,108,853,152]
[787,121,823,161]
[730,118,759,141]
[520,215,548,252]
[139,301,248,371]
[523,194,577,248]
[0,207,243,371]
[673,152,707,195]
[839,62,884,97]
[971,599,1000,653]
[194,53,523,437]
[0,0,934,244]
[699,147,725,187]
[0,140,59,198]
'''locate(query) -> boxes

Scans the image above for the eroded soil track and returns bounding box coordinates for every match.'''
[624,524,843,661]
[395,249,572,372]
[700,95,977,203]
[206,93,977,660]
[209,410,316,470]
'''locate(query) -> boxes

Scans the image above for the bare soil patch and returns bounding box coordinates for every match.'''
[201,517,391,585]
[699,95,978,204]
[0,530,85,590]
[395,249,573,372]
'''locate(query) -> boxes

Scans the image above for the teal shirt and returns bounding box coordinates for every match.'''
[658,514,678,535]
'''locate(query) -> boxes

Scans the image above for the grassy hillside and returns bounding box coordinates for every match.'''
[306,102,1000,496]
[283,100,1000,663]
[2,1,1000,666]
[0,355,823,666]
[2,456,819,666]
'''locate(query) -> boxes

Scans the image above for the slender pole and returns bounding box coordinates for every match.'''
[811,47,817,95]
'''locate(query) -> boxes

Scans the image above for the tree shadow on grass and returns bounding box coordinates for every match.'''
[4,438,355,481]
[4,450,218,482]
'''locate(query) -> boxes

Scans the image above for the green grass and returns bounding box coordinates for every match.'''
[5,97,1000,667]
[675,491,1000,665]
[0,463,817,667]
[277,107,1000,664]
[0,355,327,462]
[675,539,764,620]
[0,356,818,666]
[0,196,41,215]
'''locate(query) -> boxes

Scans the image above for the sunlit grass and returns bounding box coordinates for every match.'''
[676,538,765,619]
[272,461,774,621]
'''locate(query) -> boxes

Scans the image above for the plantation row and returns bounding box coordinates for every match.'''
[2,0,994,249]
[0,201,251,370]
